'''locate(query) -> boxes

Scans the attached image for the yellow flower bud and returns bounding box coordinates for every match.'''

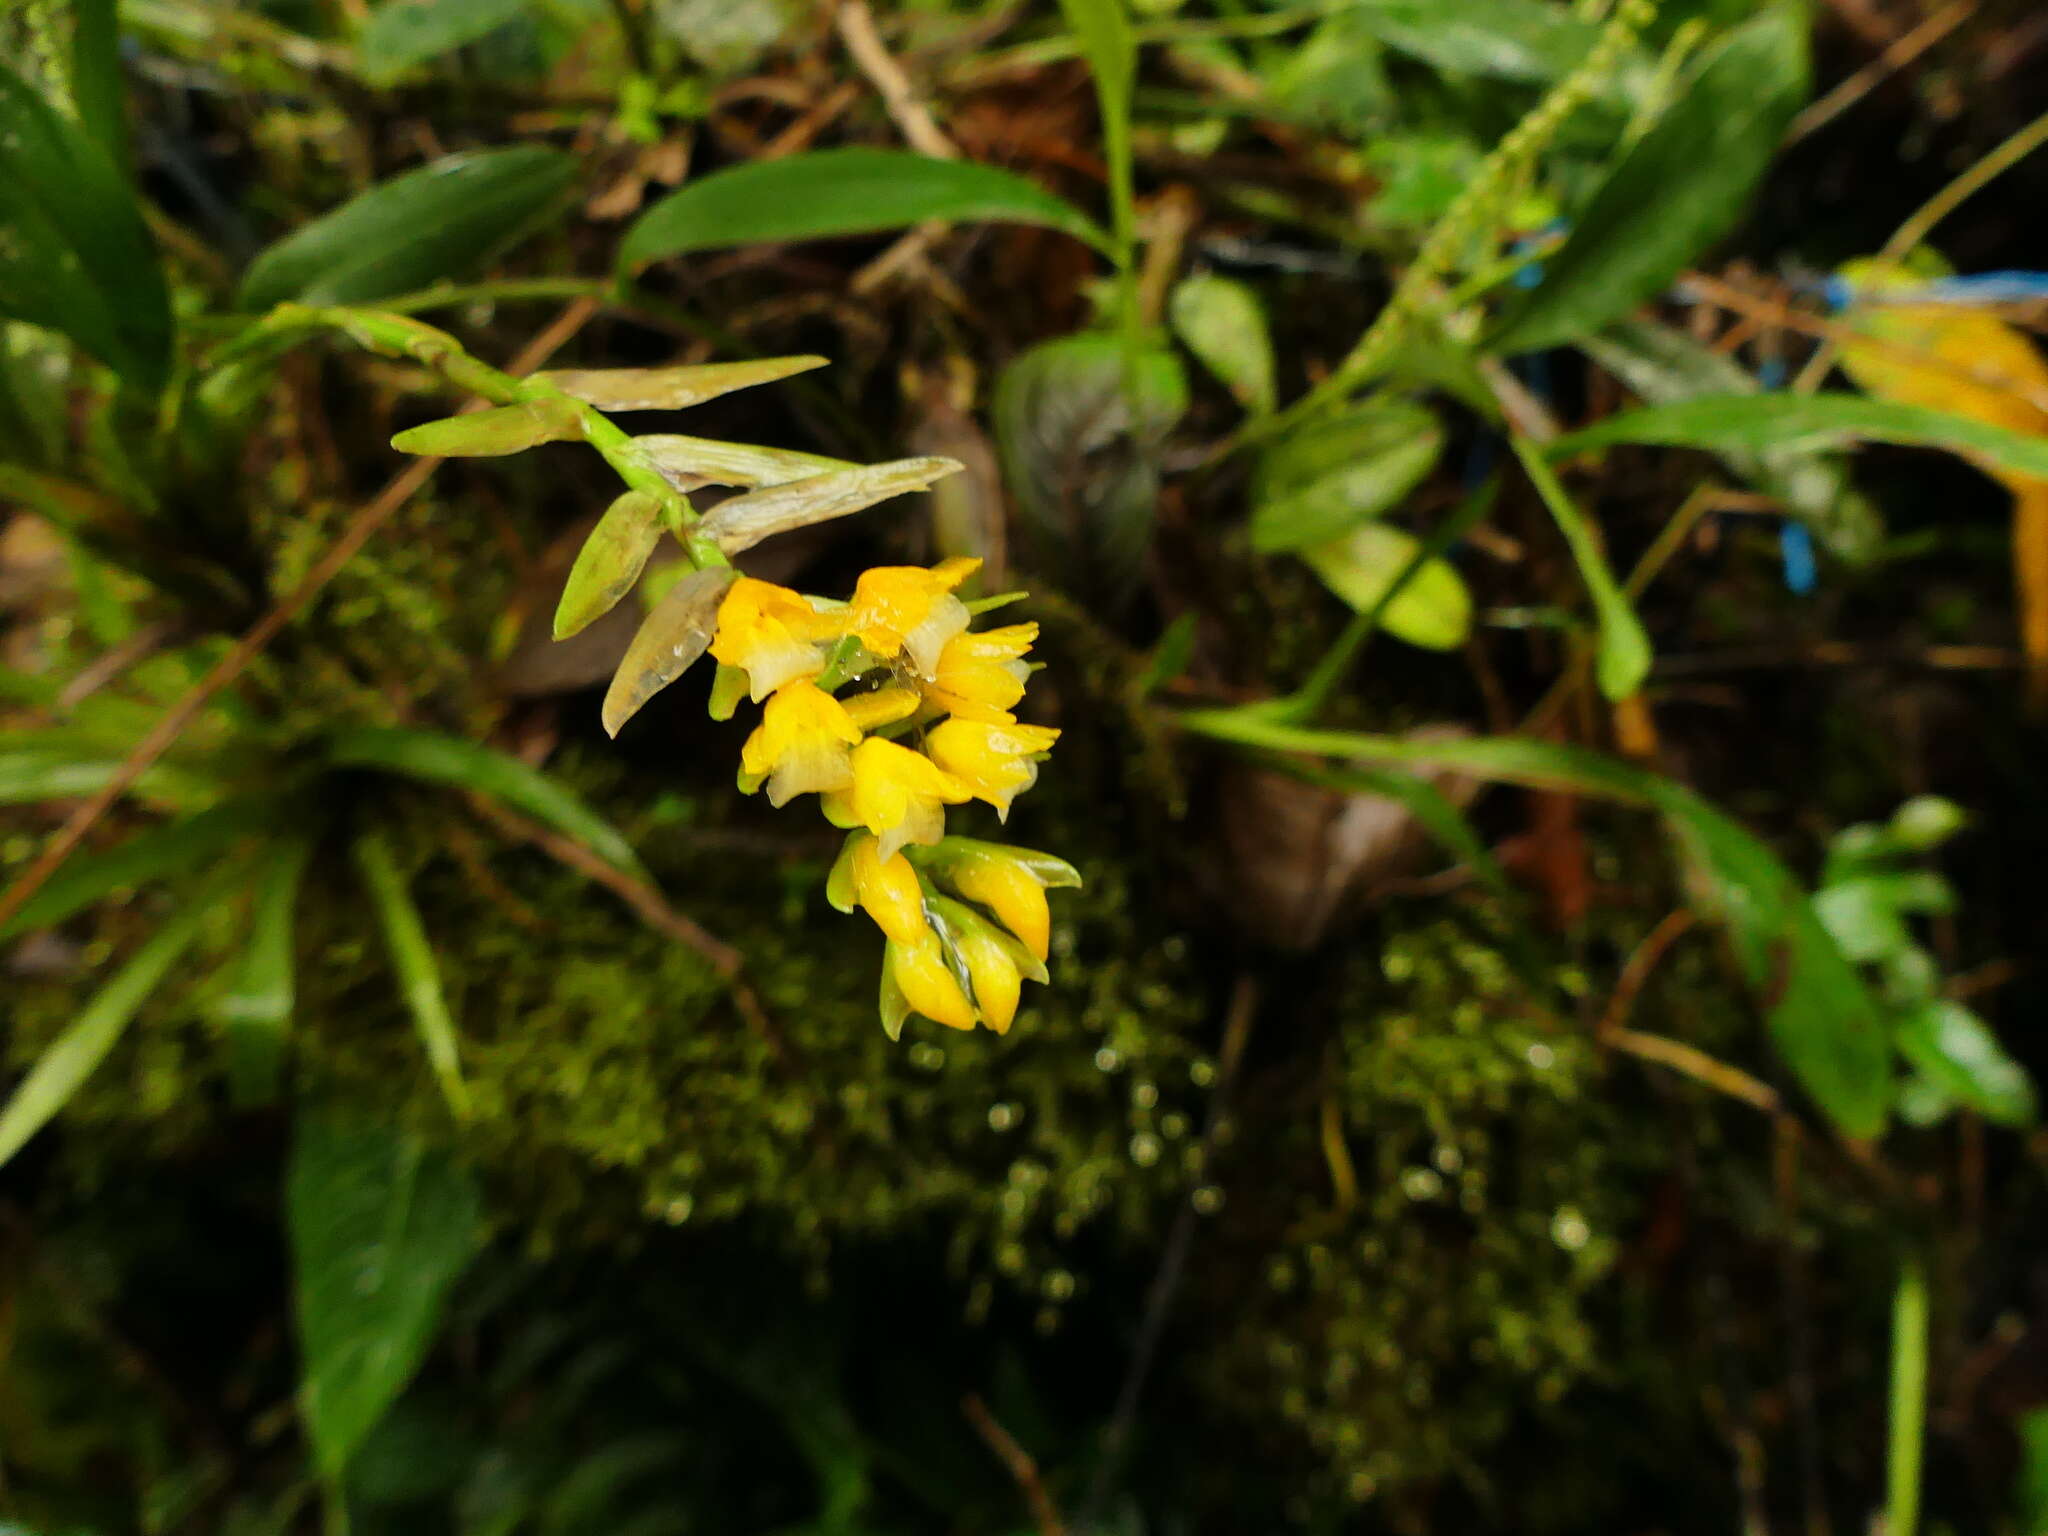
[888,929,976,1031]
[848,832,928,945]
[924,718,1060,819]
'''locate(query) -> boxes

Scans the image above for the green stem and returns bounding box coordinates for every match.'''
[1886,1248,1929,1536]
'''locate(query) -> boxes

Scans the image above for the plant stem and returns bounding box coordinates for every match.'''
[1886,1248,1929,1536]
[1883,104,2048,260]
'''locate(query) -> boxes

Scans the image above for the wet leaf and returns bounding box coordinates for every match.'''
[1895,1000,2035,1127]
[992,332,1187,601]
[632,434,855,491]
[537,355,828,412]
[1170,273,1277,416]
[1490,7,1807,354]
[696,456,964,556]
[622,148,1109,268]
[1551,393,2048,482]
[1252,401,1444,551]
[602,567,738,737]
[1300,523,1472,651]
[240,146,578,310]
[289,1117,482,1483]
[356,0,532,83]
[555,491,666,640]
[389,397,585,457]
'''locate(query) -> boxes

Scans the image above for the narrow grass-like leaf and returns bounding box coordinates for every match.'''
[240,146,577,310]
[0,794,284,941]
[216,832,317,1107]
[1511,435,1651,699]
[1173,715,1892,1137]
[555,491,666,640]
[1489,7,1807,355]
[351,829,469,1120]
[389,397,584,457]
[289,1117,483,1484]
[632,435,856,491]
[356,0,531,83]
[537,356,828,412]
[0,862,242,1170]
[1551,393,2048,482]
[696,457,964,556]
[71,0,130,173]
[602,568,738,737]
[622,149,1110,269]
[323,727,646,877]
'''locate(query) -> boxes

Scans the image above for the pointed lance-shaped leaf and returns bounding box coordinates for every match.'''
[602,567,738,737]
[390,397,585,457]
[632,434,856,491]
[697,457,964,555]
[536,355,829,412]
[554,491,666,640]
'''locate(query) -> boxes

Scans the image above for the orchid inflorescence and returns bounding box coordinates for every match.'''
[366,322,1080,1041]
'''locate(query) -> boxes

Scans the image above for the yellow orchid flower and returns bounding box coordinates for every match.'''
[924,718,1061,819]
[930,896,1048,1035]
[828,737,971,862]
[924,623,1037,722]
[826,830,930,945]
[737,682,863,806]
[844,557,981,674]
[709,576,844,701]
[917,838,1082,964]
[885,928,977,1032]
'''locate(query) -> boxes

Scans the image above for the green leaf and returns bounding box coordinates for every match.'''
[1346,0,1647,96]
[1489,8,1808,354]
[1055,0,1136,240]
[288,1117,483,1484]
[537,355,828,412]
[1170,273,1277,416]
[1171,717,1893,1137]
[215,832,316,1108]
[2017,1407,2048,1536]
[1251,401,1444,551]
[0,861,242,1170]
[0,748,202,805]
[323,727,647,876]
[602,567,737,737]
[71,0,130,174]
[621,148,1110,269]
[0,57,171,389]
[351,829,469,1119]
[991,331,1188,601]
[239,146,578,310]
[631,434,855,491]
[0,794,284,941]
[1551,392,2048,483]
[554,491,666,640]
[1300,523,1472,651]
[357,0,532,83]
[1511,436,1651,699]
[695,456,964,556]
[1582,320,1882,560]
[1895,1001,2035,1127]
[389,397,585,457]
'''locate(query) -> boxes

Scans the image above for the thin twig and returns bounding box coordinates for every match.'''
[1784,0,1977,145]
[963,1394,1067,1536]
[1074,972,1259,1533]
[0,300,600,938]
[1597,907,1698,1040]
[53,620,182,711]
[836,0,959,159]
[1609,1027,1783,1115]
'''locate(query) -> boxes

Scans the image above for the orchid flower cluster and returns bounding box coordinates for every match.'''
[706,559,1080,1038]
[355,323,1081,1042]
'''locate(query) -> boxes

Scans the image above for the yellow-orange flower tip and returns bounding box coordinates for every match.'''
[845,558,981,675]
[931,896,1036,1034]
[887,929,977,1032]
[925,623,1037,722]
[709,576,843,701]
[846,737,971,862]
[737,681,862,806]
[839,685,922,732]
[923,718,1060,819]
[921,839,1080,964]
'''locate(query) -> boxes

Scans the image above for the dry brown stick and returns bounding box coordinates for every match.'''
[963,1393,1067,1536]
[1609,1027,1784,1115]
[460,793,792,1067]
[1598,907,1698,1041]
[1786,0,1978,144]
[836,0,959,159]
[0,299,600,938]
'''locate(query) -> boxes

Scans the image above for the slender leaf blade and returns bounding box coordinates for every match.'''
[1512,435,1651,699]
[351,829,469,1119]
[356,0,532,83]
[216,832,317,1107]
[555,491,667,640]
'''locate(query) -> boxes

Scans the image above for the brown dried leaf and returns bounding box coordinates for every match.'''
[696,456,964,555]
[539,356,828,412]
